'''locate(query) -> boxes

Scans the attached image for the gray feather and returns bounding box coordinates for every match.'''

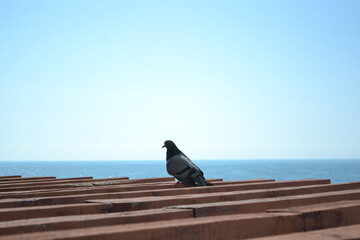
[166,153,210,187]
[163,140,212,187]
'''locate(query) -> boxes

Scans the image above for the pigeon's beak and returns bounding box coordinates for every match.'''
[162,144,165,148]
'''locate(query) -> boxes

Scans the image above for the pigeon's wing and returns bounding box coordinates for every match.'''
[166,154,197,180]
[167,153,212,187]
[179,152,205,176]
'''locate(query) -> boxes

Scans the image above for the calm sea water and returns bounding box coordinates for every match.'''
[1,160,359,183]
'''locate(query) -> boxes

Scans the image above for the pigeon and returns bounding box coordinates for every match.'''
[162,140,212,187]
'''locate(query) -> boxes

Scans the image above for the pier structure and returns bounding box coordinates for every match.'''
[0,175,360,239]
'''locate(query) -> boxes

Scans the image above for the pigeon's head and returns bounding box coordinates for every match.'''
[162,140,177,149]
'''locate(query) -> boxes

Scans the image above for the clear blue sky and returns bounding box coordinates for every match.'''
[1,0,359,160]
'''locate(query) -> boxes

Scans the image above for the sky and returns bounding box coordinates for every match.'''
[0,0,359,160]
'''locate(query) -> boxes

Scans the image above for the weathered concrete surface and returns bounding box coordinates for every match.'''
[0,203,111,221]
[0,177,94,185]
[0,177,171,192]
[3,200,360,240]
[1,199,360,236]
[0,213,303,240]
[0,179,333,208]
[267,200,360,231]
[0,208,194,235]
[0,179,271,200]
[86,181,360,212]
[0,180,128,192]
[0,177,56,182]
[0,176,359,240]
[0,175,21,179]
[251,224,360,240]
[170,188,360,217]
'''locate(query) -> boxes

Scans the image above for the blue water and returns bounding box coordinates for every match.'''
[0,160,359,184]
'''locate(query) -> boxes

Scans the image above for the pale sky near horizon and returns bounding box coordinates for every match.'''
[1,0,359,160]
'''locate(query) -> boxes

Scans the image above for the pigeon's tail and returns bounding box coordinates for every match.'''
[194,175,213,186]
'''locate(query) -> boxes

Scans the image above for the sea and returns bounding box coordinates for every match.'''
[1,159,359,184]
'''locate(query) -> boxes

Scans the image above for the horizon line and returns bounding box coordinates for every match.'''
[1,158,359,161]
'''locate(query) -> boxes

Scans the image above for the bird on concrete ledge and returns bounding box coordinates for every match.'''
[162,140,213,187]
